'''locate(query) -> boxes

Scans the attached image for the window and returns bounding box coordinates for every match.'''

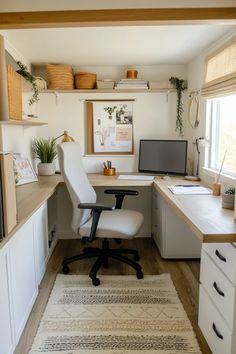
[206,94,236,178]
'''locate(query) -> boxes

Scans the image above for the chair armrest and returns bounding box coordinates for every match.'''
[104,189,139,209]
[104,189,139,196]
[78,203,114,242]
[78,203,115,211]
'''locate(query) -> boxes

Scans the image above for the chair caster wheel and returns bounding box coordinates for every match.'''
[62,264,70,274]
[136,271,144,279]
[92,278,100,286]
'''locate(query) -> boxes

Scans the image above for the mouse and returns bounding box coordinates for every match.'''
[162,175,171,181]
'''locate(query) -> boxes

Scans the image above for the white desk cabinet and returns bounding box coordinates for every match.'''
[9,217,38,344]
[199,244,236,354]
[0,200,53,354]
[0,244,14,354]
[33,203,49,284]
[152,189,201,258]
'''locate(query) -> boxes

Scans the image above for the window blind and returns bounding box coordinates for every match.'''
[201,36,236,98]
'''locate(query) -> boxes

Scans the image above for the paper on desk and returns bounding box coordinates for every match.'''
[168,185,211,195]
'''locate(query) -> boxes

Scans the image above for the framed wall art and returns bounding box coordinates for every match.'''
[86,100,134,154]
[13,155,38,185]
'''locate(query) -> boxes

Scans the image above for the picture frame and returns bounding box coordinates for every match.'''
[86,100,134,154]
[13,155,38,186]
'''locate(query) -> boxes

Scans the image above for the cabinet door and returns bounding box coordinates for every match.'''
[152,190,165,254]
[164,201,201,258]
[0,245,14,354]
[33,202,49,284]
[9,218,38,344]
[155,193,165,254]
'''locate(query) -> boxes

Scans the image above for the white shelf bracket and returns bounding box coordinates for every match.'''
[53,91,59,104]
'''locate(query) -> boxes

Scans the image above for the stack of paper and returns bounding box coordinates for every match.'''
[168,185,211,195]
[115,79,148,89]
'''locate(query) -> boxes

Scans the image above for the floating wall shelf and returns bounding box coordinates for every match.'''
[39,88,175,94]
[0,119,48,126]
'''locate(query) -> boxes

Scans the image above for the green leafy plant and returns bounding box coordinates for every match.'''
[169,77,188,136]
[224,186,235,195]
[33,138,57,163]
[104,105,117,119]
[17,61,39,106]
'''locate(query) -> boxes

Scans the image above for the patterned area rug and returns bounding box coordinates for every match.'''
[29,274,202,353]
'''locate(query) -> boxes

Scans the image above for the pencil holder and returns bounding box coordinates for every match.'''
[212,182,221,196]
[103,168,116,176]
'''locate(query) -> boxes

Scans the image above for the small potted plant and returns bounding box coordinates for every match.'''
[222,186,235,210]
[33,138,57,175]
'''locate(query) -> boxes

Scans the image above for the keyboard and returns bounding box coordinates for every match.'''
[118,174,155,181]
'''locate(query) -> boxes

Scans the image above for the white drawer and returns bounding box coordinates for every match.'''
[199,286,236,354]
[202,243,236,285]
[200,250,236,331]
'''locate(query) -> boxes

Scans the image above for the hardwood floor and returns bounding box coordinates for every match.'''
[14,238,211,354]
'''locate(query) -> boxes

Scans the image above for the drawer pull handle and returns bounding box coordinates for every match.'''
[215,249,227,262]
[213,281,225,297]
[212,323,224,340]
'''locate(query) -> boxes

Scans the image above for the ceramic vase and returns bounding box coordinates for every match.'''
[38,162,56,176]
[222,193,235,210]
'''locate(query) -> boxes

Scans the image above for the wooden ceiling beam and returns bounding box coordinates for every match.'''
[0,8,236,29]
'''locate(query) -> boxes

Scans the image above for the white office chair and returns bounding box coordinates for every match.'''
[57,142,144,286]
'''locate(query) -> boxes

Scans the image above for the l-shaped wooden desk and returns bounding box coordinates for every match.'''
[1,173,236,354]
[3,173,236,249]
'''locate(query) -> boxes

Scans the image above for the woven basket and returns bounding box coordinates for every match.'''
[7,64,22,120]
[46,64,74,90]
[74,72,97,89]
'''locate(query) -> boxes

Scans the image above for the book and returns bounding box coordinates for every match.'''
[0,153,17,235]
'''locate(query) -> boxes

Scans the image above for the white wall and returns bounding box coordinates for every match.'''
[0,0,235,12]
[35,64,186,173]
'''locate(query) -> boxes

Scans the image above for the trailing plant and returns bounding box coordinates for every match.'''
[169,77,188,136]
[33,138,57,163]
[17,61,39,106]
[224,186,235,195]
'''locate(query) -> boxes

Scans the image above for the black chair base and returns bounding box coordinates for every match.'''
[62,239,144,286]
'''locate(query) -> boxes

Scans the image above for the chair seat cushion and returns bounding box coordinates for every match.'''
[79,209,144,239]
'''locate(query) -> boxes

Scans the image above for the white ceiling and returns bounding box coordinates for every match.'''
[1,25,236,66]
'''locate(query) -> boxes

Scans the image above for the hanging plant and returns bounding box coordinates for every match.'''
[16,61,39,106]
[169,77,188,136]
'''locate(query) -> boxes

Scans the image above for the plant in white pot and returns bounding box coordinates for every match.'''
[222,186,235,210]
[33,138,57,176]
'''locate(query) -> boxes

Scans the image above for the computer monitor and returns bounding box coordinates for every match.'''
[138,139,188,176]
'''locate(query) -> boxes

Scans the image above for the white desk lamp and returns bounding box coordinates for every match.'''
[185,137,209,181]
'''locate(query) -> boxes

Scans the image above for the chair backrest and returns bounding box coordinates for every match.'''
[57,142,96,233]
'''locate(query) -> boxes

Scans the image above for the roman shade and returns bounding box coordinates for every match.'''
[201,36,236,98]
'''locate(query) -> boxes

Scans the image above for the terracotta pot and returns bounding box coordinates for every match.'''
[38,163,56,176]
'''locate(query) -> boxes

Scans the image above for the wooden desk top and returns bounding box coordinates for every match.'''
[154,178,236,243]
[1,173,236,249]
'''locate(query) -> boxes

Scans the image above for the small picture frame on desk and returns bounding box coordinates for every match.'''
[13,155,38,186]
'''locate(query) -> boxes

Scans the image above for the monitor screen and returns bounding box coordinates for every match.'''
[138,140,188,175]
